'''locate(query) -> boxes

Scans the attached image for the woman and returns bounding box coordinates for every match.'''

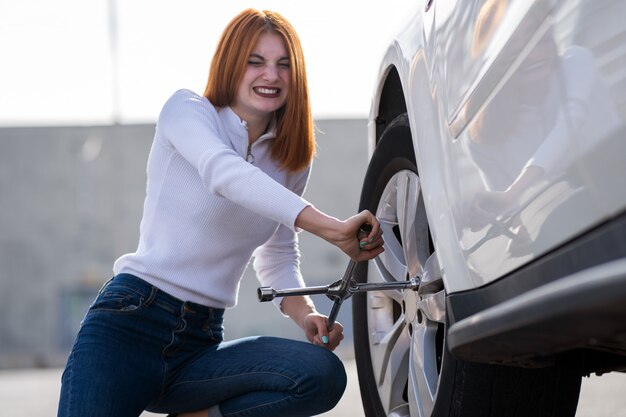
[57,8,383,417]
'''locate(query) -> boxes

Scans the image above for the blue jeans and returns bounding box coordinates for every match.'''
[57,274,347,417]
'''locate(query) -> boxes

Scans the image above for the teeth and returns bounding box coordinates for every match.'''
[256,87,278,95]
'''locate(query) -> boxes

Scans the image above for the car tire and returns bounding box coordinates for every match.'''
[353,113,583,417]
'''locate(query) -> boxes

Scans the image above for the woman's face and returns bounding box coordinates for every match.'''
[232,31,290,122]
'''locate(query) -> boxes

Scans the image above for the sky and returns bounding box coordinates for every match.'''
[0,0,415,126]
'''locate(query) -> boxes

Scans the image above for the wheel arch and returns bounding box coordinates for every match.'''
[374,66,408,145]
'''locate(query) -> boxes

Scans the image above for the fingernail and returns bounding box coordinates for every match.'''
[359,241,367,248]
[322,335,329,344]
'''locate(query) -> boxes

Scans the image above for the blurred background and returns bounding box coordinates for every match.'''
[0,0,414,369]
[0,2,415,414]
[2,2,626,417]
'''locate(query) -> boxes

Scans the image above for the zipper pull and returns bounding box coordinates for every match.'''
[246,142,255,164]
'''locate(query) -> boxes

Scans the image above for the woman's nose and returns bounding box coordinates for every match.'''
[262,64,279,81]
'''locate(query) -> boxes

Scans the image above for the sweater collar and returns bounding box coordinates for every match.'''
[220,107,276,157]
[257,117,277,142]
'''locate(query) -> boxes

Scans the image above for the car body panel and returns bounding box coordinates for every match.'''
[370,0,626,293]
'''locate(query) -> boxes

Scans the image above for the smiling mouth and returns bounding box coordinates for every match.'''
[253,87,281,98]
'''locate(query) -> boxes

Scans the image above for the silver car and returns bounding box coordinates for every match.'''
[352,0,626,416]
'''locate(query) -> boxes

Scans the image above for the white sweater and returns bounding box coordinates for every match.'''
[114,89,311,308]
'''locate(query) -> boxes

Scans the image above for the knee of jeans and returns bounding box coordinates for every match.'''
[308,349,347,405]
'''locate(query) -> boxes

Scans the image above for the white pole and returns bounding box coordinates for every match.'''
[107,0,120,124]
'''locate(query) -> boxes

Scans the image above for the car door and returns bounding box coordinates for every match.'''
[434,0,626,287]
[411,0,552,291]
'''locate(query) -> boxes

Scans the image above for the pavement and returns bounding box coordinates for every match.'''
[1,358,625,416]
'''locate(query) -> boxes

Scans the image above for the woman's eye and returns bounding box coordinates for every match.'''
[248,61,263,66]
[279,63,291,69]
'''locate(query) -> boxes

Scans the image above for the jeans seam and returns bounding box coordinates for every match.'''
[169,371,300,417]
[145,286,158,307]
[168,370,300,392]
[97,277,115,295]
[157,316,187,402]
[221,394,297,417]
[62,350,75,416]
[104,283,149,298]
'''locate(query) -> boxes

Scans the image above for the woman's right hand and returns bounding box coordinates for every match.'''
[295,206,384,262]
[336,210,384,261]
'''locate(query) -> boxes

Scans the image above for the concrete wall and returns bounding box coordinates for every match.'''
[0,119,368,368]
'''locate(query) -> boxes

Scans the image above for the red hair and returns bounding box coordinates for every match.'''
[204,9,315,172]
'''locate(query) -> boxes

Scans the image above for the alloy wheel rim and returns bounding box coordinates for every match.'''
[366,170,445,417]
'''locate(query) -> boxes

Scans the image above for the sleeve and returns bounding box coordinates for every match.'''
[157,90,310,231]
[252,165,311,311]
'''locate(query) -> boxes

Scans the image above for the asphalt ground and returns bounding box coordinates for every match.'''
[1,358,625,417]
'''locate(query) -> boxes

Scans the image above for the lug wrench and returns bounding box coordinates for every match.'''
[257,225,420,330]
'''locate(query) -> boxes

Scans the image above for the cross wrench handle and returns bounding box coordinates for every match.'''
[349,279,420,293]
[257,224,374,332]
[326,298,344,331]
[326,224,371,330]
[257,285,330,302]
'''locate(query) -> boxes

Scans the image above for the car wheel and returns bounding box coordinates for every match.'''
[353,113,583,417]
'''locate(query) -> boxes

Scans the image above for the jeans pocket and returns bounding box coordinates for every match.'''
[89,285,146,313]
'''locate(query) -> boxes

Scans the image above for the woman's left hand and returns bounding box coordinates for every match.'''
[302,312,344,351]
